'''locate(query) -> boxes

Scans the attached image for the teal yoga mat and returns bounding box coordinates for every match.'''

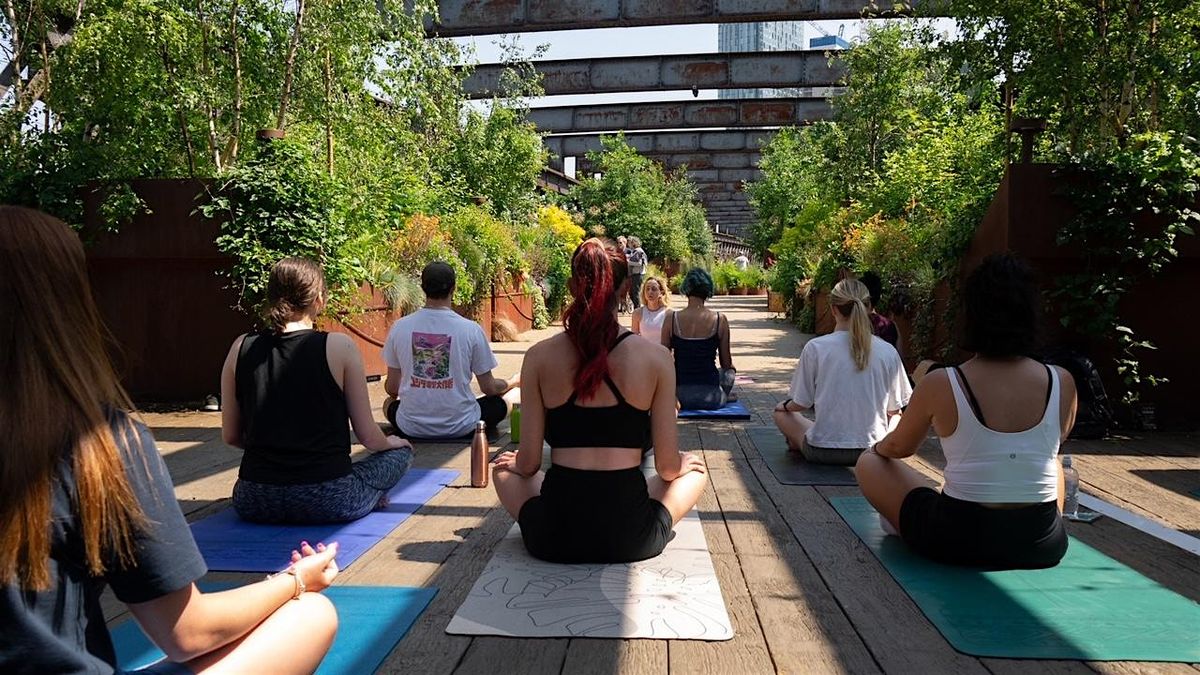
[830,496,1200,662]
[111,585,437,674]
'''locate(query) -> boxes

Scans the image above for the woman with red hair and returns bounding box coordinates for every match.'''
[491,238,708,562]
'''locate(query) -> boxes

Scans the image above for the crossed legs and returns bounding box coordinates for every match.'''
[493,465,708,527]
[179,593,338,674]
[772,409,813,451]
[854,450,937,534]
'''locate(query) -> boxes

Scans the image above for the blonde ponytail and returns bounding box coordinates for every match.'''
[831,278,874,371]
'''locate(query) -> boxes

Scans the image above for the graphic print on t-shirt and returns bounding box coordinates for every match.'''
[412,332,454,389]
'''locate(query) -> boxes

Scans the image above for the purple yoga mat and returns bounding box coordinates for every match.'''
[189,468,459,572]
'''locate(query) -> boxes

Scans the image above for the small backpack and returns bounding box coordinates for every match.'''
[1039,347,1113,440]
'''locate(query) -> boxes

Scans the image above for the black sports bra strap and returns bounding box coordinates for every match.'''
[612,331,635,349]
[952,366,988,428]
[1043,364,1053,410]
[603,375,628,405]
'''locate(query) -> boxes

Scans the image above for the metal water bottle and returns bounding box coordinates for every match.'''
[471,420,489,488]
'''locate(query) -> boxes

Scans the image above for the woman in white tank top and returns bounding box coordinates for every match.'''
[856,254,1079,570]
[632,275,670,340]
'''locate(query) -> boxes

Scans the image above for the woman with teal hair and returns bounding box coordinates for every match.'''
[661,268,736,409]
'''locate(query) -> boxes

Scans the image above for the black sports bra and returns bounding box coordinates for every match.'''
[544,332,652,449]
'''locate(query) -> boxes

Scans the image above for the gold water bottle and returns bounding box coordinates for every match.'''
[470,420,489,488]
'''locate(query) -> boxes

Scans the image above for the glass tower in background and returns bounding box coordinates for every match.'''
[717,22,807,99]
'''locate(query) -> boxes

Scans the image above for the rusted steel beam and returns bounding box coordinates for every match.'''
[575,152,762,175]
[465,51,843,98]
[527,97,834,133]
[429,1,938,37]
[544,129,777,159]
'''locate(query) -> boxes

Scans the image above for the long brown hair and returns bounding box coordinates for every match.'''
[564,238,628,400]
[0,206,145,590]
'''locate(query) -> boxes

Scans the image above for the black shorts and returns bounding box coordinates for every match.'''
[899,487,1068,570]
[518,464,673,564]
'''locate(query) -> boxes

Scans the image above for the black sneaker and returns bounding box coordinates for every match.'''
[202,394,221,412]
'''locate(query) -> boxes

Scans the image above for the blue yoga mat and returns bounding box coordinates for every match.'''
[190,468,458,572]
[831,496,1200,662]
[111,585,437,674]
[678,400,752,420]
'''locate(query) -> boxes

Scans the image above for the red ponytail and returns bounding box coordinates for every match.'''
[564,238,628,400]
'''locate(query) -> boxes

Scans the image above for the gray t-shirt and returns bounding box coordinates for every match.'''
[0,411,207,673]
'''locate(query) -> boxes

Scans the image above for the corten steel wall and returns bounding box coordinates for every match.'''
[962,164,1200,429]
[84,181,538,402]
[84,179,253,402]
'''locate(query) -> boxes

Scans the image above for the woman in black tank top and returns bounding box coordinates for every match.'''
[490,239,709,563]
[221,258,414,524]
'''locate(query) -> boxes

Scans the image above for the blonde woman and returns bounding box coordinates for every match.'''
[773,278,912,465]
[631,275,670,339]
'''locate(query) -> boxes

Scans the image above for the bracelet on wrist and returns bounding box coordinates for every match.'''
[267,566,305,599]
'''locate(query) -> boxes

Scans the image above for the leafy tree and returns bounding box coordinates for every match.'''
[569,134,710,261]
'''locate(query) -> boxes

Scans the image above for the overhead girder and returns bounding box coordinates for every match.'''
[544,129,776,159]
[527,97,833,134]
[576,151,762,177]
[464,51,843,99]
[428,1,935,37]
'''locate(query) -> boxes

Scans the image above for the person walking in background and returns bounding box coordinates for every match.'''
[632,275,670,340]
[856,253,1077,569]
[773,278,911,465]
[1,206,339,674]
[222,258,414,524]
[860,271,899,349]
[491,238,708,563]
[626,236,647,310]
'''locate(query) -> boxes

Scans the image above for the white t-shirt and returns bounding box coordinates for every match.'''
[788,331,912,448]
[383,307,498,437]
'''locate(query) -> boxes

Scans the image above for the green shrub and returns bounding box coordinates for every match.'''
[203,138,354,314]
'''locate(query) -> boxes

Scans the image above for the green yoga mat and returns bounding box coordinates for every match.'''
[831,496,1200,662]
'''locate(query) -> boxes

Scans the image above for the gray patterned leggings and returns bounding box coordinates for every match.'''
[232,448,413,524]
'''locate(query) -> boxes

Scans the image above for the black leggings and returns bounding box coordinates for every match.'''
[518,465,672,564]
[899,487,1068,570]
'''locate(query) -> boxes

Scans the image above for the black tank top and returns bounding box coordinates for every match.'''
[544,333,652,449]
[235,330,352,484]
[670,311,721,387]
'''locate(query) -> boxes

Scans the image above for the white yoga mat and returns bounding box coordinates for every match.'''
[445,509,734,640]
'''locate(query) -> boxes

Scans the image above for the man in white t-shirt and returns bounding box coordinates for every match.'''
[382,262,516,439]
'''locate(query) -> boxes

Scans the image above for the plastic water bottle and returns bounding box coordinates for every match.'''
[1062,455,1080,517]
[510,403,521,443]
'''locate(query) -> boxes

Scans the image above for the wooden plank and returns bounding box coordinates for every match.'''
[691,423,881,674]
[667,441,776,674]
[761,477,988,673]
[455,638,569,675]
[375,506,514,675]
[704,458,882,673]
[560,639,667,675]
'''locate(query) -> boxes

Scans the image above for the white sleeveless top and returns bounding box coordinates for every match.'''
[638,306,667,341]
[941,367,1062,504]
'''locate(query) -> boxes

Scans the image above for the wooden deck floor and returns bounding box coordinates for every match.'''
[110,296,1200,674]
